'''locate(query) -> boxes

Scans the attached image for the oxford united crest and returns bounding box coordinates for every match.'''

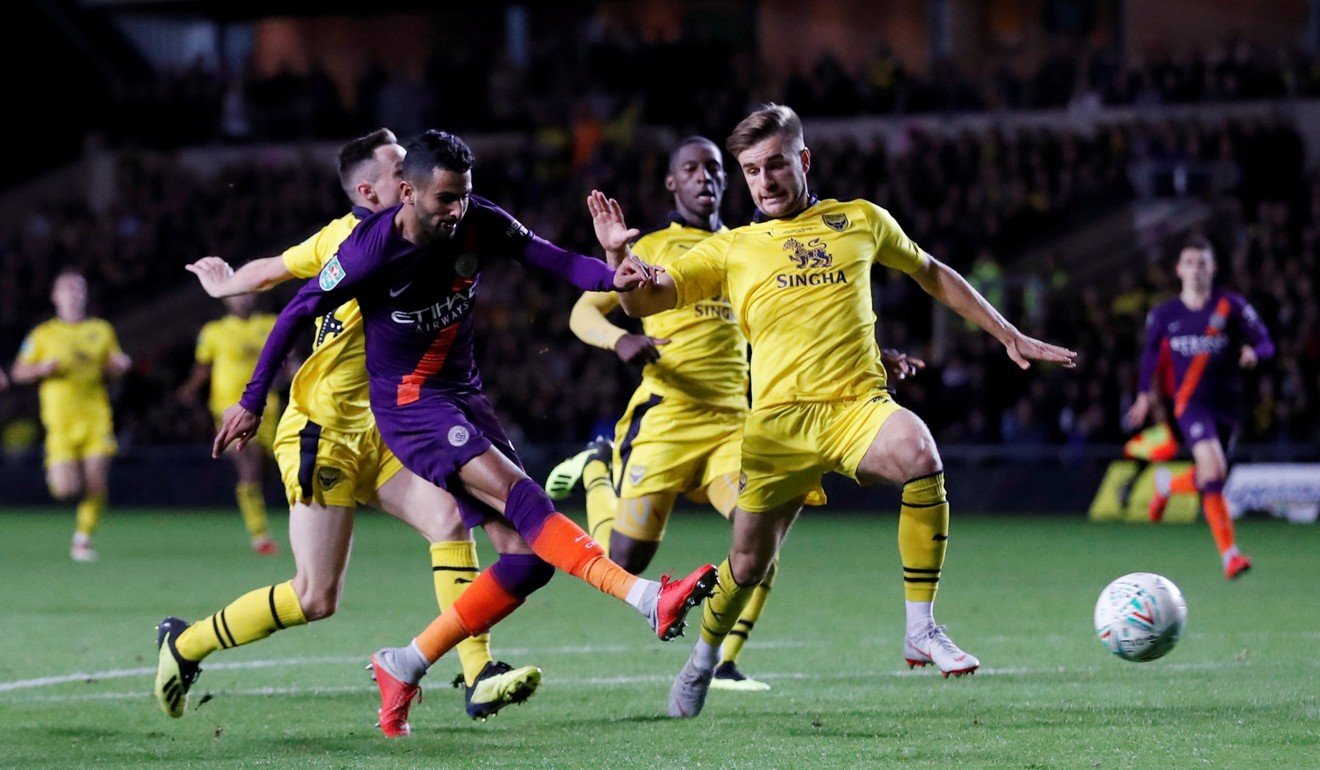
[822,212,849,232]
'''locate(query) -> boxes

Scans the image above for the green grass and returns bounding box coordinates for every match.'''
[0,508,1316,768]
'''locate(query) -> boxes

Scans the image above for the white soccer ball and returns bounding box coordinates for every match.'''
[1094,572,1187,662]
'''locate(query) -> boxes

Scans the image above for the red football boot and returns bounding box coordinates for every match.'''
[370,650,422,737]
[651,564,718,641]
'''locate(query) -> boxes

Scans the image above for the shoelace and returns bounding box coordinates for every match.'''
[927,625,963,655]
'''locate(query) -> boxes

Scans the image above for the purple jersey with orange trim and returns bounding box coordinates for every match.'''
[1137,290,1273,418]
[239,196,615,449]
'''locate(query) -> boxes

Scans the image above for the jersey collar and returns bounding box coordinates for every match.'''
[351,204,374,220]
[752,192,820,223]
[666,210,722,233]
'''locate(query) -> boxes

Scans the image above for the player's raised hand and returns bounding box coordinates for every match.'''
[213,404,261,458]
[587,190,640,259]
[1003,333,1077,370]
[616,334,670,365]
[613,254,660,291]
[881,348,926,381]
[186,257,236,298]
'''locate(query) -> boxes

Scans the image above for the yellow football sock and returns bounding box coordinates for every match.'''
[720,557,777,665]
[430,541,492,685]
[699,557,759,646]
[74,491,106,538]
[175,581,307,662]
[899,472,949,602]
[235,482,269,538]
[583,459,616,554]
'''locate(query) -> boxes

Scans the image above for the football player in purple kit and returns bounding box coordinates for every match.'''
[1126,237,1274,579]
[213,130,716,737]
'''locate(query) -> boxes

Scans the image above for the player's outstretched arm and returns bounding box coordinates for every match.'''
[186,256,293,298]
[9,359,59,384]
[912,254,1076,369]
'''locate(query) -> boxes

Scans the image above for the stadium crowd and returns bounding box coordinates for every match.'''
[104,32,1320,147]
[1,112,1314,453]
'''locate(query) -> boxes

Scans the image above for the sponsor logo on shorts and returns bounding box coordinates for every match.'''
[448,426,470,447]
[317,466,341,490]
[628,465,646,485]
[738,472,748,491]
[319,256,346,291]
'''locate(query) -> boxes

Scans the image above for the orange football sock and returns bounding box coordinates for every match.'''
[414,571,522,664]
[531,513,638,601]
[1170,469,1196,495]
[1202,492,1236,556]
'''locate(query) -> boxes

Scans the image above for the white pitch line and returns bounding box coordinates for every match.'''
[0,659,1283,706]
[0,640,811,694]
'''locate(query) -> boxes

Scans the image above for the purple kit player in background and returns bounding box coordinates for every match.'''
[214,130,716,736]
[1126,237,1274,579]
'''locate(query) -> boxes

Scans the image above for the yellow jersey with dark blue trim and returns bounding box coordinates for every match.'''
[16,318,121,428]
[196,314,277,416]
[279,211,370,431]
[627,220,748,410]
[664,198,926,408]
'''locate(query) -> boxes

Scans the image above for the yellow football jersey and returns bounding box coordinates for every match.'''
[196,314,277,415]
[280,211,370,432]
[585,220,748,409]
[665,198,926,408]
[16,318,121,428]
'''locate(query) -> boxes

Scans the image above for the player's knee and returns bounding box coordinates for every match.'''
[610,537,656,575]
[897,432,941,479]
[294,581,343,621]
[49,480,81,500]
[729,547,773,587]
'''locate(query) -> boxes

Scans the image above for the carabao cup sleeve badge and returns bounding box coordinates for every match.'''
[319,256,346,291]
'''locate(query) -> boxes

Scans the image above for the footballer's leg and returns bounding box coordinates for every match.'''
[459,448,715,639]
[47,458,91,561]
[232,442,276,555]
[701,471,774,692]
[546,436,616,548]
[609,492,676,574]
[373,466,543,720]
[670,499,799,717]
[153,501,342,718]
[1190,438,1248,579]
[856,408,978,678]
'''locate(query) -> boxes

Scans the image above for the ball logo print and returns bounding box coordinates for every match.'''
[1094,572,1187,662]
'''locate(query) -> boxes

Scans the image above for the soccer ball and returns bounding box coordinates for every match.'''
[1093,572,1187,662]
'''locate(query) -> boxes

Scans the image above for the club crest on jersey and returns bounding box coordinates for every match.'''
[319,256,346,290]
[783,237,833,269]
[317,466,341,490]
[628,465,646,485]
[455,254,479,278]
[822,213,849,232]
[448,426,470,447]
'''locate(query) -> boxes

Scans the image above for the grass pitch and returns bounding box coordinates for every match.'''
[0,507,1316,768]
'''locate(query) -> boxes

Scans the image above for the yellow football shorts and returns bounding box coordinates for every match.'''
[737,391,903,513]
[611,388,743,540]
[272,404,404,509]
[213,394,280,452]
[44,412,117,466]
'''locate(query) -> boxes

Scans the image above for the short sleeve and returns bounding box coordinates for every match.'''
[15,329,42,364]
[195,323,216,364]
[282,223,338,279]
[864,202,926,275]
[665,231,732,309]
